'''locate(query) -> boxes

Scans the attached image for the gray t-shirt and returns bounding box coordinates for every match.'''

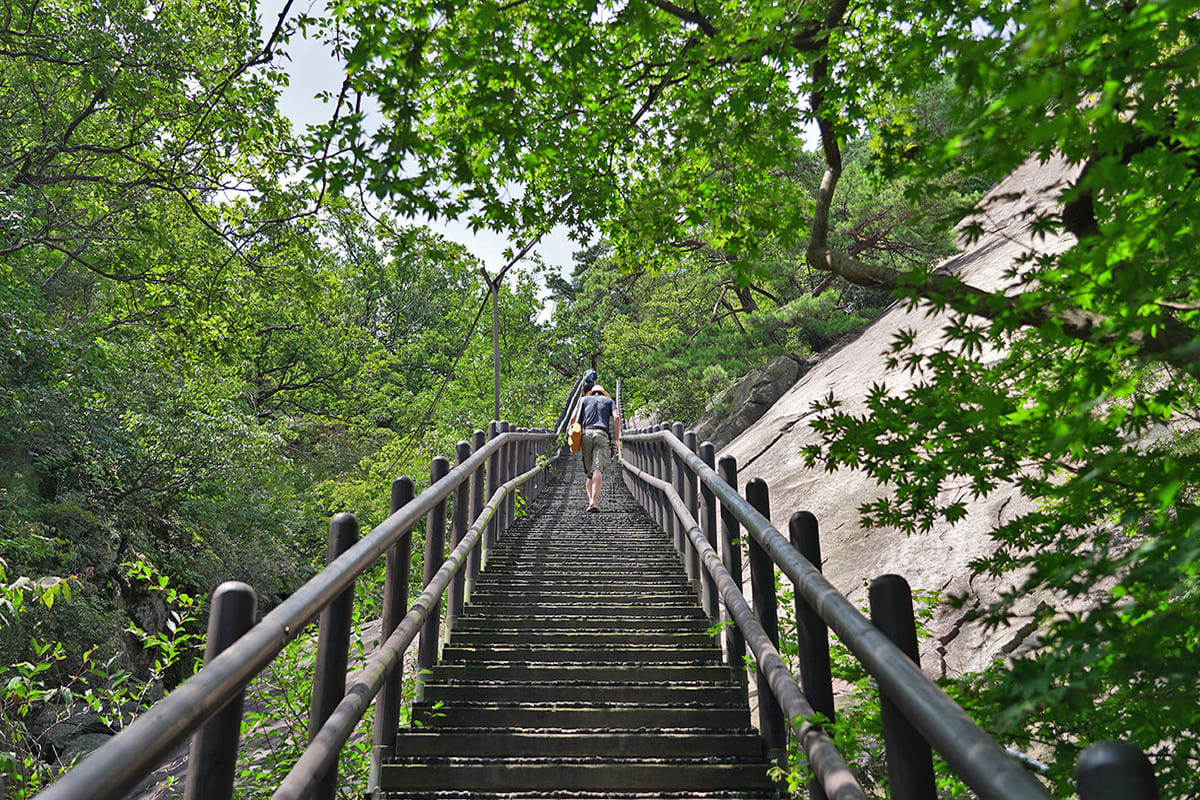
[579,394,617,433]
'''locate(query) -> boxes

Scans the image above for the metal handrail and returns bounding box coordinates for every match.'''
[272,456,556,800]
[35,428,558,800]
[622,427,1051,800]
[620,456,865,800]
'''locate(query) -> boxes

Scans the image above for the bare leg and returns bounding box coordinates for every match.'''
[586,471,603,508]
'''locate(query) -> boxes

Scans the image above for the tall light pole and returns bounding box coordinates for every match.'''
[492,278,500,422]
[483,234,543,424]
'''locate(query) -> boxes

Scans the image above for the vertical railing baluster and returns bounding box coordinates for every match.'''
[447,441,471,636]
[660,424,673,538]
[416,457,450,699]
[467,430,486,599]
[505,421,517,530]
[671,422,686,560]
[529,433,539,497]
[789,511,836,725]
[309,512,359,800]
[648,425,659,527]
[184,581,256,800]
[699,441,719,623]
[717,455,747,699]
[746,479,786,767]
[370,477,414,791]
[486,421,500,553]
[790,511,835,800]
[870,574,936,800]
[683,430,700,590]
[1075,740,1159,800]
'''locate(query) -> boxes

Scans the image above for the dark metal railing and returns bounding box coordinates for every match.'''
[34,421,561,800]
[621,424,1159,800]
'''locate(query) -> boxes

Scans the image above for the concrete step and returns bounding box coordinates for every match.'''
[411,703,752,728]
[471,578,693,592]
[421,681,745,704]
[448,630,715,647]
[380,758,776,793]
[472,573,691,585]
[463,602,706,618]
[390,726,766,759]
[453,615,710,631]
[382,792,776,799]
[483,552,680,562]
[426,663,736,683]
[439,644,720,664]
[465,589,699,605]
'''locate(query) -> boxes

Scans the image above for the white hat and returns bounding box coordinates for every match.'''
[589,385,610,396]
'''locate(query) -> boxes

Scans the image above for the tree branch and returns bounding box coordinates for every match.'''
[644,0,718,37]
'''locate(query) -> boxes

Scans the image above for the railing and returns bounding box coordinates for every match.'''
[620,424,1160,800]
[34,416,565,800]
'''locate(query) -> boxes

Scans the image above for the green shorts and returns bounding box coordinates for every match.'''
[581,428,611,474]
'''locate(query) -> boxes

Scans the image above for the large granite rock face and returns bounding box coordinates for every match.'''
[721,154,1082,678]
[691,354,813,450]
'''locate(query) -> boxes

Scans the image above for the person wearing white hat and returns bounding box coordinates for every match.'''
[571,383,620,512]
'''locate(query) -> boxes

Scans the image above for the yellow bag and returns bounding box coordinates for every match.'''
[569,422,583,454]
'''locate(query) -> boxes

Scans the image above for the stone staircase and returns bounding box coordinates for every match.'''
[380,458,780,798]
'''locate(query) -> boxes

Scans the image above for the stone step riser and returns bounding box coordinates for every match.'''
[471,582,694,593]
[449,631,714,646]
[411,706,752,729]
[453,617,709,631]
[388,729,765,759]
[465,604,705,617]
[466,592,700,605]
[422,685,745,704]
[426,664,735,682]
[476,569,685,580]
[380,762,775,792]
[439,648,720,665]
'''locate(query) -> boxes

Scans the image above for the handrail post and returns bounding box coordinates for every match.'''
[505,421,517,530]
[416,457,450,699]
[486,421,500,552]
[790,511,835,800]
[660,424,673,538]
[370,477,414,793]
[698,441,720,622]
[746,478,786,767]
[717,455,747,698]
[648,424,657,532]
[789,512,836,725]
[1075,741,1158,800]
[869,574,936,800]
[447,441,472,636]
[467,429,486,595]
[183,581,256,800]
[498,421,511,534]
[309,512,359,800]
[528,433,539,497]
[683,430,700,589]
[671,422,686,559]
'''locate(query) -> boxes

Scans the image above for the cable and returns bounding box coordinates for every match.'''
[374,286,493,481]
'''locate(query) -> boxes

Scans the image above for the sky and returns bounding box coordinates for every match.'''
[264,0,583,285]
